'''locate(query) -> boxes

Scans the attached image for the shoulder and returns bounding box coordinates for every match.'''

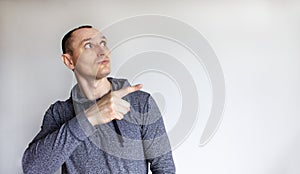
[45,97,74,125]
[48,97,73,114]
[128,90,150,103]
[126,90,153,116]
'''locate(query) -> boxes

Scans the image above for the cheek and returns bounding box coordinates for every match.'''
[76,50,97,64]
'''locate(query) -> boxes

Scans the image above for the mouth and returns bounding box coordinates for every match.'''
[101,60,109,64]
[97,59,110,65]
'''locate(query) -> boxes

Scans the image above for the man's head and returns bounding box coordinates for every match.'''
[62,25,93,55]
[61,25,111,80]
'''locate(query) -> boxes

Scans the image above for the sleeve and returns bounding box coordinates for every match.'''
[141,95,176,174]
[22,103,96,174]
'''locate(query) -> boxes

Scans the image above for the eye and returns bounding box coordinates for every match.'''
[100,41,107,47]
[84,43,92,49]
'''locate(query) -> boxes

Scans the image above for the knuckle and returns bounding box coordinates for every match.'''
[108,102,114,109]
[109,109,115,115]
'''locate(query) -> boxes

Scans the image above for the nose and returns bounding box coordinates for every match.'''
[96,45,109,58]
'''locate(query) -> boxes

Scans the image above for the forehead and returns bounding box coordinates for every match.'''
[71,28,104,43]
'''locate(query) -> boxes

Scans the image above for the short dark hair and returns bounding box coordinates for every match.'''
[61,25,93,54]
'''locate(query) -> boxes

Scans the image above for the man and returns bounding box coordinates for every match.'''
[22,25,175,174]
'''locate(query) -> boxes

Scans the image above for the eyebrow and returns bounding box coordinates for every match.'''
[79,36,107,46]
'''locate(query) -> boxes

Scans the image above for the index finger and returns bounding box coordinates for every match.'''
[114,84,143,98]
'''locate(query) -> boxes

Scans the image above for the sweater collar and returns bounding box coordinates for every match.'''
[71,77,131,104]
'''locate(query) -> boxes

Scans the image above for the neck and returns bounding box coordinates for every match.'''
[75,74,111,101]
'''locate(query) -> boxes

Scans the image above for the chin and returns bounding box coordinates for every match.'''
[95,71,110,79]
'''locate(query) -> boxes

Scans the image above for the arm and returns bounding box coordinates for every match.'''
[22,85,141,174]
[22,102,96,174]
[141,96,176,174]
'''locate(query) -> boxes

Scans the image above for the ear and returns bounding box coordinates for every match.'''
[61,53,75,71]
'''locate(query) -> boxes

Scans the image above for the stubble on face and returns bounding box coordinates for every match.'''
[70,28,111,80]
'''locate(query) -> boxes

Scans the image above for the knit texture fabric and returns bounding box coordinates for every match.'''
[22,77,175,174]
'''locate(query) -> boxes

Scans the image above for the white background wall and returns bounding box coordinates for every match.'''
[1,0,300,173]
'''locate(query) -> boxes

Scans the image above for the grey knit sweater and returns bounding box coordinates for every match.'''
[22,77,175,174]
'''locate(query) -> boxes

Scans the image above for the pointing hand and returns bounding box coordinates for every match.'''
[85,84,143,126]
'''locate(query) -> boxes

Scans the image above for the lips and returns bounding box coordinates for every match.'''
[97,59,110,64]
[100,59,109,64]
